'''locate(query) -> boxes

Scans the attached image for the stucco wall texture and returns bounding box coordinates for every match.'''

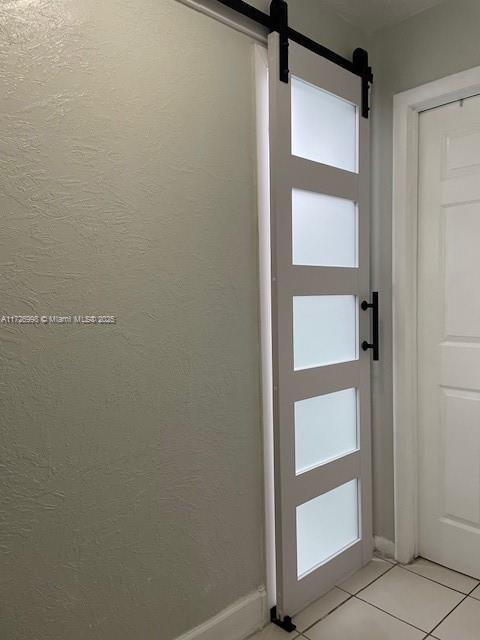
[0,1,263,638]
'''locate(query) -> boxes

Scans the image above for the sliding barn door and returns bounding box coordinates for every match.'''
[268,33,372,618]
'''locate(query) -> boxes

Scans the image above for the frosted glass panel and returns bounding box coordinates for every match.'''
[292,189,357,267]
[295,388,358,475]
[296,479,359,578]
[293,295,357,370]
[291,76,357,172]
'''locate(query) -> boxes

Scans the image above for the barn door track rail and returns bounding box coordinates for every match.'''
[215,0,373,117]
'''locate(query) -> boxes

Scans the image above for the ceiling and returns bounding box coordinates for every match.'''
[319,0,447,33]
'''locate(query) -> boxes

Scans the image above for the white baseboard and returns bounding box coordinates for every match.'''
[175,587,268,640]
[374,536,396,560]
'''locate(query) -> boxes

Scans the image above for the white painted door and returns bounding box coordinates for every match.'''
[268,33,373,619]
[418,94,480,578]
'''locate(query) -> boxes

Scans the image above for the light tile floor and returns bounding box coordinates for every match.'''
[249,556,480,640]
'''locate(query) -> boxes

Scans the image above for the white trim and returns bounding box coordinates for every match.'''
[254,43,276,610]
[174,588,267,640]
[393,64,480,565]
[176,0,267,44]
[374,536,395,560]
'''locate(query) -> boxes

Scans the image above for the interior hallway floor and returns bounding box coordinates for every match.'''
[250,555,480,640]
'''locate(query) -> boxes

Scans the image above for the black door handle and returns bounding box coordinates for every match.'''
[361,291,379,361]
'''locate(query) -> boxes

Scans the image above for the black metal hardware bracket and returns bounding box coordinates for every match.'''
[270,606,296,633]
[353,48,372,118]
[270,0,289,83]
[213,0,373,116]
[361,291,379,361]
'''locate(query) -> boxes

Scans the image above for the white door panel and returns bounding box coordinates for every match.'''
[268,33,372,618]
[418,95,480,577]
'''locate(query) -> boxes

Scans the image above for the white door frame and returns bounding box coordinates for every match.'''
[393,64,480,564]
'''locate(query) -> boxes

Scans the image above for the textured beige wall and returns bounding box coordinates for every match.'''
[370,0,480,542]
[0,2,263,638]
[0,1,367,638]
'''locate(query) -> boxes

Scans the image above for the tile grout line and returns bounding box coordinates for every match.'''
[399,563,480,596]
[298,558,478,638]
[424,580,480,637]
[300,593,355,634]
[336,560,397,598]
[303,562,425,637]
[352,561,478,634]
[364,561,477,598]
[408,557,480,584]
[353,594,429,635]
[301,560,397,634]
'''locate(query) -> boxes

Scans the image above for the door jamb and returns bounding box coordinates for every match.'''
[393,64,480,564]
[254,42,277,612]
